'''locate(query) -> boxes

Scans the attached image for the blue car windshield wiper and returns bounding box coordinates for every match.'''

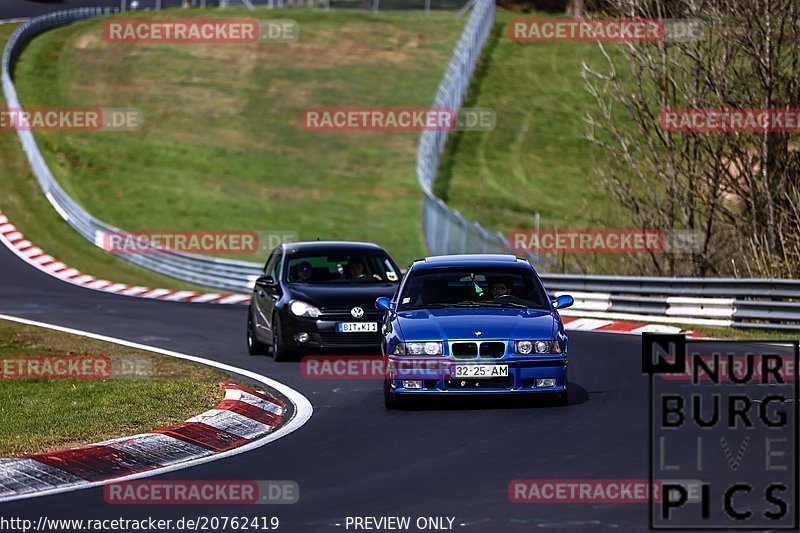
[452,301,531,309]
[400,303,452,309]
[399,302,483,309]
[481,301,529,308]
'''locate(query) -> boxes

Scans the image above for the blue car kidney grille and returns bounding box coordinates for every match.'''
[451,341,505,359]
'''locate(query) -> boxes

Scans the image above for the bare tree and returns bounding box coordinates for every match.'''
[566,0,584,17]
[584,0,800,277]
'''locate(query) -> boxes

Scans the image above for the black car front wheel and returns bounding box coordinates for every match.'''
[271,314,297,362]
[247,310,269,356]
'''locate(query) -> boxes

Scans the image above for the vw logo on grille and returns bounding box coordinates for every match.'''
[351,306,364,318]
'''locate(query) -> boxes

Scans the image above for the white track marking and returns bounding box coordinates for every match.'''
[0,313,313,503]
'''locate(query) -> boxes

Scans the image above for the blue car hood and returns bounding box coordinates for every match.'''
[395,307,556,341]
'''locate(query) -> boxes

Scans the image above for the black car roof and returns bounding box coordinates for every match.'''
[280,241,388,253]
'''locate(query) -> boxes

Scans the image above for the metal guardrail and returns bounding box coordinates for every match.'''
[545,276,800,330]
[2,4,495,295]
[540,274,800,299]
[5,7,800,331]
[2,7,263,293]
[4,3,503,294]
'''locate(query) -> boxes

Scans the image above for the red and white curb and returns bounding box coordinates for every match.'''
[0,314,313,504]
[0,211,250,305]
[0,211,701,335]
[0,382,286,500]
[562,316,681,335]
[560,316,704,337]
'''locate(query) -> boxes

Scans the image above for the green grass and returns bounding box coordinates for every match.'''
[0,318,240,456]
[437,10,630,271]
[11,8,465,269]
[0,24,209,291]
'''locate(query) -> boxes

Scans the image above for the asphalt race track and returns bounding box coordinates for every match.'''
[2,2,665,530]
[0,232,675,532]
[0,1,205,20]
[0,1,120,20]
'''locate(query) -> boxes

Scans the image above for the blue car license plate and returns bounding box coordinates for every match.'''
[453,364,509,378]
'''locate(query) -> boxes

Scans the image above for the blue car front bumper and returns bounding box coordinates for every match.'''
[386,355,567,395]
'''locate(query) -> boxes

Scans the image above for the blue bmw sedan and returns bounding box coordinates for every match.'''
[375,254,574,409]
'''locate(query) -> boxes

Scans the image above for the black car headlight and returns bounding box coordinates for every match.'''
[392,342,443,356]
[515,340,561,354]
[289,300,321,318]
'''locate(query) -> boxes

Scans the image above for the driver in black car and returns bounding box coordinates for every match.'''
[345,260,366,279]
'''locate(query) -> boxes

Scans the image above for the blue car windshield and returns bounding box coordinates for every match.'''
[398,267,550,310]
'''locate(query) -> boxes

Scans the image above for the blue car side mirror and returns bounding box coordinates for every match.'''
[375,297,394,311]
[553,295,574,310]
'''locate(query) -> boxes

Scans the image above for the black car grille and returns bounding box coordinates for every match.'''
[451,341,507,359]
[320,307,384,321]
[317,332,381,347]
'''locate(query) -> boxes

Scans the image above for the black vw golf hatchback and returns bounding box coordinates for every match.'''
[247,241,401,361]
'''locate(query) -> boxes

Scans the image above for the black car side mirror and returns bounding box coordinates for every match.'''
[255,275,277,289]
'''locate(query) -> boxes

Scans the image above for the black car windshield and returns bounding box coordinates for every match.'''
[286,251,400,284]
[398,267,550,310]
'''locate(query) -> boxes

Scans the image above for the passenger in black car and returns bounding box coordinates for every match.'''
[292,261,313,283]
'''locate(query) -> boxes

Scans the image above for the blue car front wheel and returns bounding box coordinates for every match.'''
[383,379,401,410]
[556,388,568,406]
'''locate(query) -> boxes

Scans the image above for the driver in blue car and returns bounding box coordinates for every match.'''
[489,278,511,299]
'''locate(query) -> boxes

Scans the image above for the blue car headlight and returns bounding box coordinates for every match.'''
[515,340,561,354]
[393,342,443,356]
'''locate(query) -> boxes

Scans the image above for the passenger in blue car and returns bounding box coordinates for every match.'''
[419,278,449,305]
